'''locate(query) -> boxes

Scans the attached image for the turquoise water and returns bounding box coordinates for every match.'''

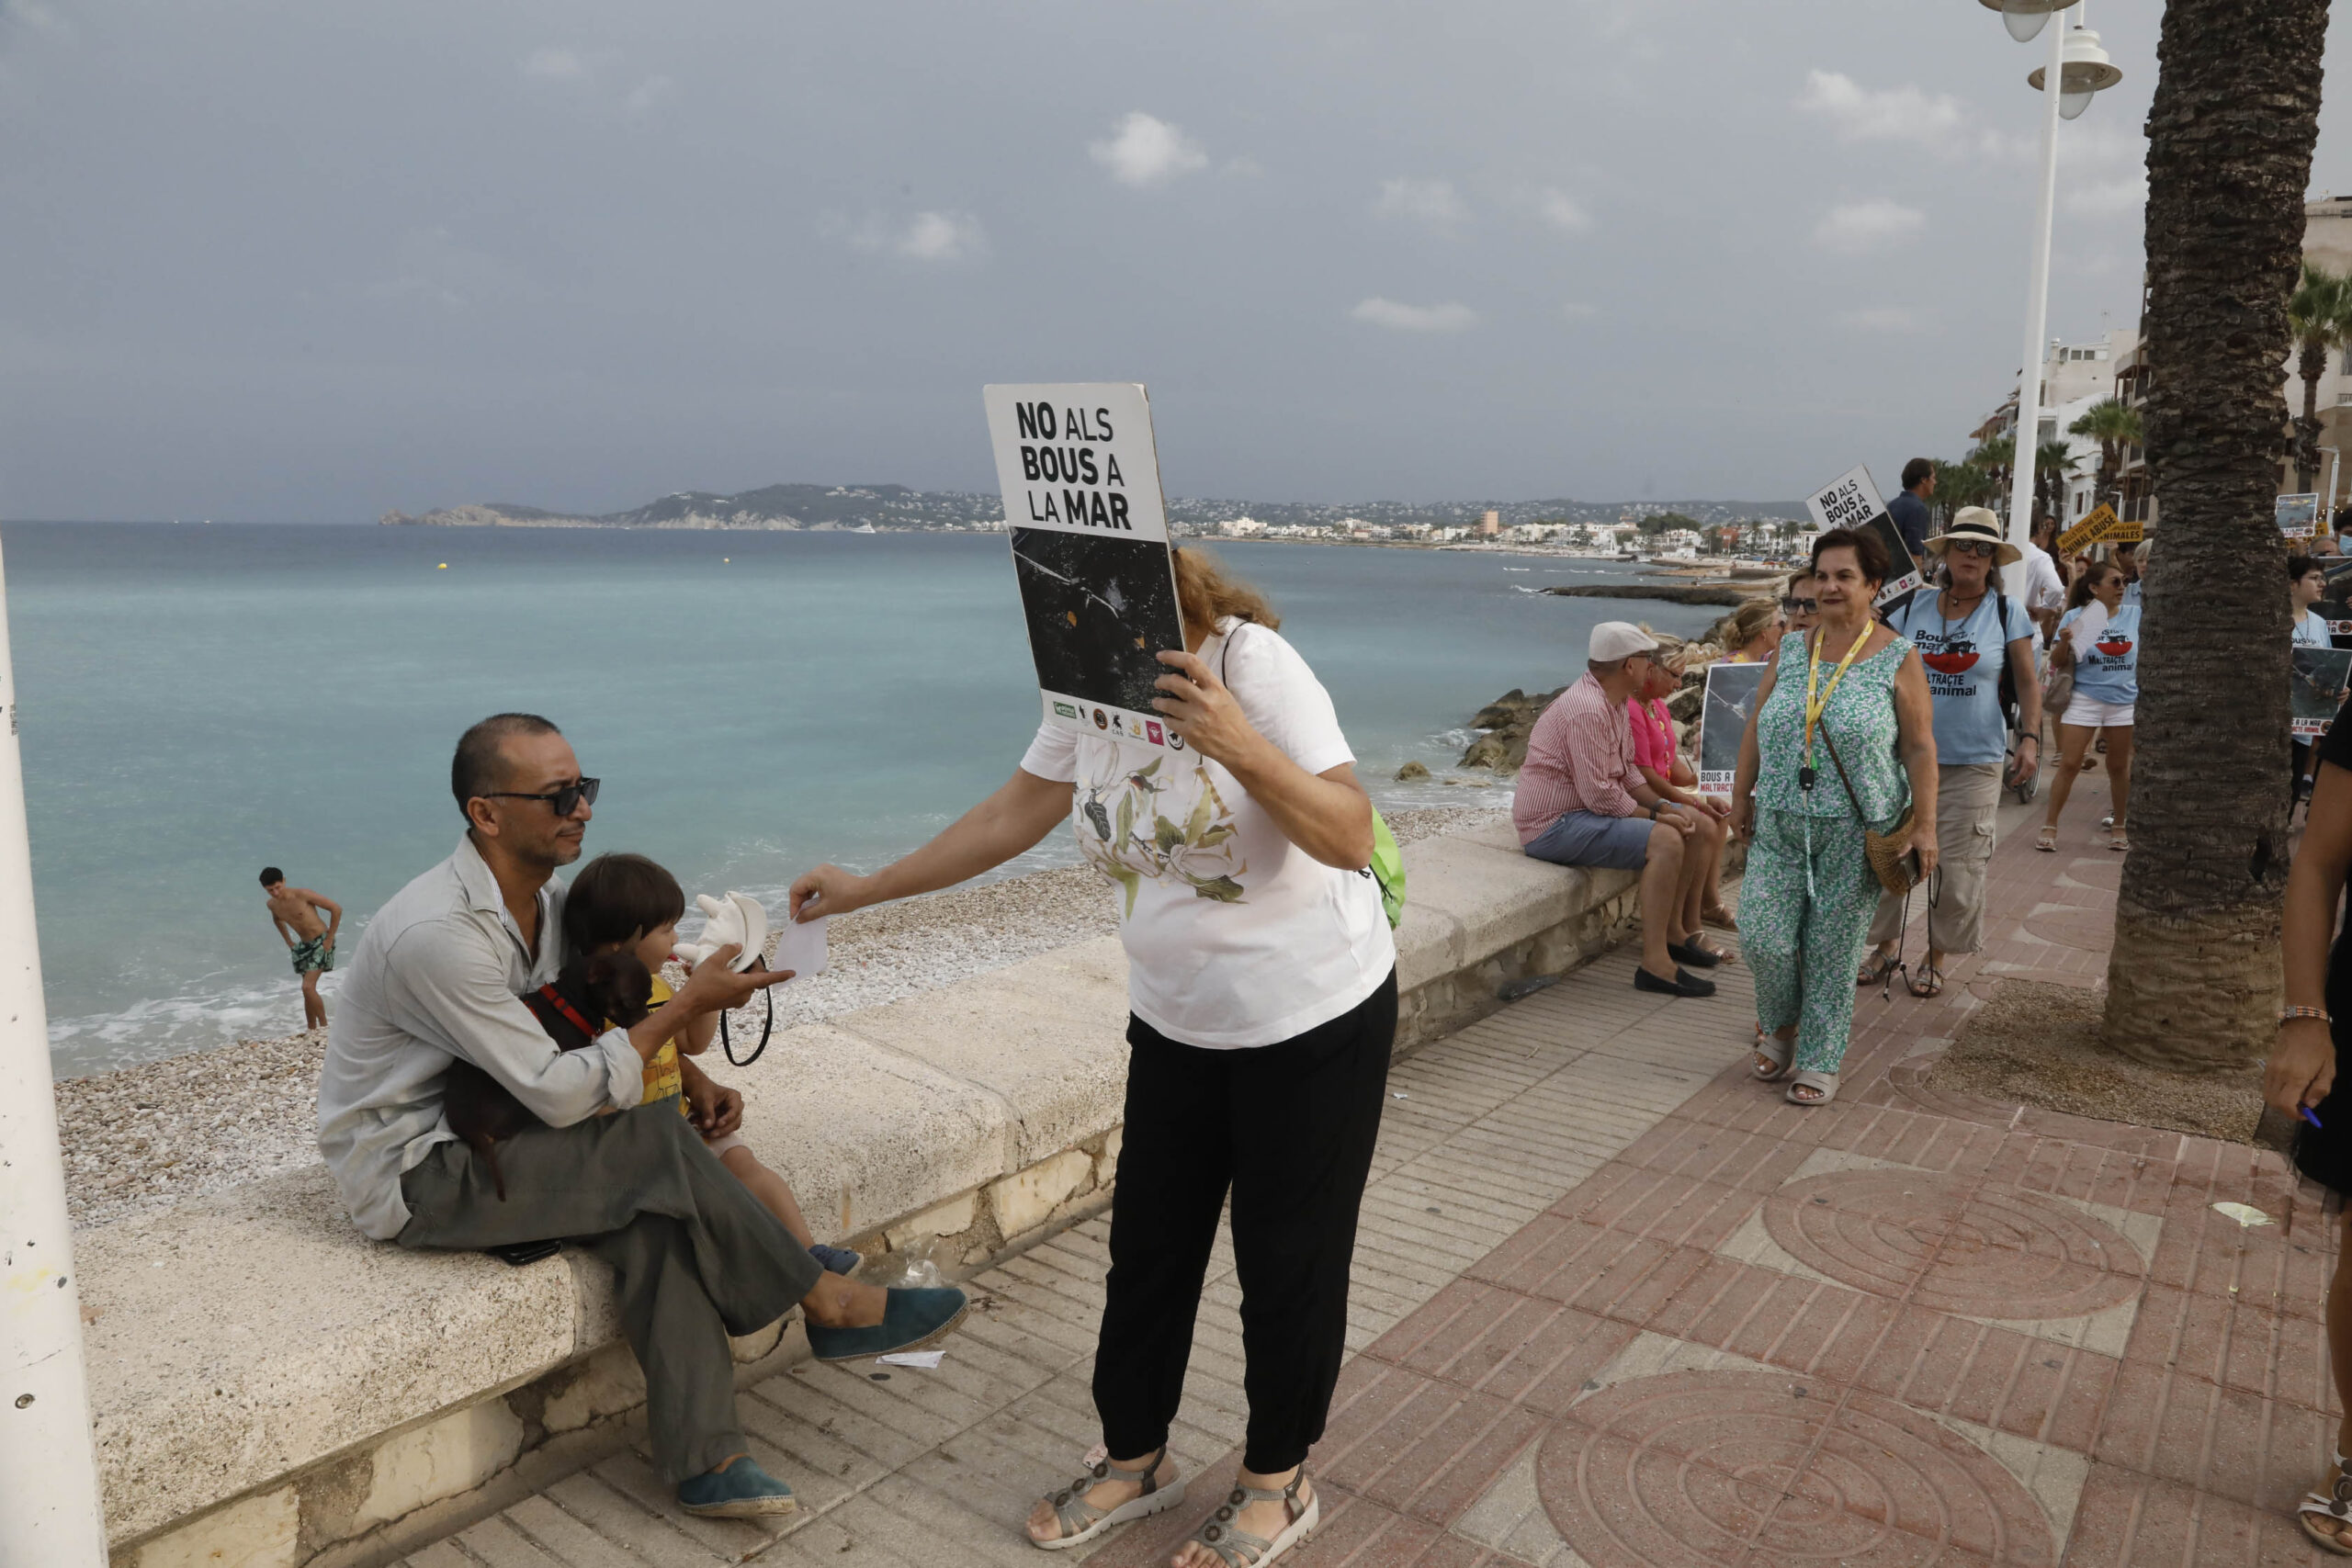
[3,524,1717,1075]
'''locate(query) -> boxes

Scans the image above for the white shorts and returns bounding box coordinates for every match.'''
[2062,693,2135,728]
[704,1131,746,1157]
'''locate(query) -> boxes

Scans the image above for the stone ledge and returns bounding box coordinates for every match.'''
[93,822,1647,1565]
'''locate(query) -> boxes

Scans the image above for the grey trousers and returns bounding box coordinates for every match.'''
[397,1104,822,1483]
[1868,761,2003,957]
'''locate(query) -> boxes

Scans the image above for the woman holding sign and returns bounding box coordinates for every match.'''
[1731,527,1939,1106]
[788,547,1390,1567]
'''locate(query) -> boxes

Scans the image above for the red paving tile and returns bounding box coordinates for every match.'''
[1312,767,2352,1563]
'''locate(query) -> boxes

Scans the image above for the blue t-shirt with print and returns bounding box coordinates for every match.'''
[2062,603,2142,705]
[1892,591,2037,764]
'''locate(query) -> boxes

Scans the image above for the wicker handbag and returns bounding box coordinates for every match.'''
[1815,725,1920,895]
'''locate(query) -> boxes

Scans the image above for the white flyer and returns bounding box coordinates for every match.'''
[770,913,828,977]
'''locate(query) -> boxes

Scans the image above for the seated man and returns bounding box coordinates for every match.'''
[1511,623,1724,998]
[317,713,967,1521]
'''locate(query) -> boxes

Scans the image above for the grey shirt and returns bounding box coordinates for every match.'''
[317,836,644,1240]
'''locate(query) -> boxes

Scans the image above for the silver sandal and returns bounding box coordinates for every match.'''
[1753,1025,1794,1082]
[1182,1469,1319,1566]
[1786,1069,1839,1107]
[1031,1443,1183,1551]
[2301,1448,2352,1556]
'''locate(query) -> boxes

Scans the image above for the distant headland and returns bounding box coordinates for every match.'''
[380,484,1810,538]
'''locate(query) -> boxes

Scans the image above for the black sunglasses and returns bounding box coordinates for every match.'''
[483,777,600,816]
[1781,596,1817,614]
[1948,540,1998,558]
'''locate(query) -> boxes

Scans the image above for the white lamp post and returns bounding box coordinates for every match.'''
[1981,2,2122,596]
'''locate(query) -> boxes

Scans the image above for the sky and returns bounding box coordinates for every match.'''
[3,0,2348,520]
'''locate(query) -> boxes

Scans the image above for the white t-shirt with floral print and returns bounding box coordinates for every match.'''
[1019,619,1395,1049]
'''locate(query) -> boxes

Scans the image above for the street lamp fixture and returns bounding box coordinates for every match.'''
[1979,0,2068,44]
[2028,26,2124,119]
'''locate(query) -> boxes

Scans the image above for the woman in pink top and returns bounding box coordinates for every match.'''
[1627,655,1736,929]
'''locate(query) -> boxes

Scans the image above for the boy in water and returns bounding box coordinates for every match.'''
[261,866,342,1031]
[565,853,859,1274]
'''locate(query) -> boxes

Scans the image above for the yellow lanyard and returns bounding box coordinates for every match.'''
[1803,624,1874,765]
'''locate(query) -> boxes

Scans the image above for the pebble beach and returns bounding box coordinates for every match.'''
[55,803,1506,1230]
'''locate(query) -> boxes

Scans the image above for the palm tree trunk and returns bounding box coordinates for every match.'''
[2104,0,2327,1070]
[2301,342,2325,492]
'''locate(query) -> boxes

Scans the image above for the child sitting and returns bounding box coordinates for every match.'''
[564,852,860,1275]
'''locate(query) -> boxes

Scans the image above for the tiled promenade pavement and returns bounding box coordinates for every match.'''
[404,767,2345,1567]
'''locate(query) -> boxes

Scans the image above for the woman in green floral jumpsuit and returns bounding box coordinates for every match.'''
[1731,528,1941,1105]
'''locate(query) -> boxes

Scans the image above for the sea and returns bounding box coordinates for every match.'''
[4,523,1722,1077]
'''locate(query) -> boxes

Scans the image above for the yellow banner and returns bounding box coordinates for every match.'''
[2057,503,2118,554]
[2104,516,2144,544]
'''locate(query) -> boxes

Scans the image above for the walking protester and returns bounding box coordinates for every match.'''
[262,867,342,1031]
[1515,621,1728,998]
[1722,597,1784,663]
[2261,712,2352,1553]
[1858,509,2041,998]
[788,548,1393,1565]
[1781,571,1819,637]
[1730,527,1939,1106]
[317,715,967,1521]
[2295,554,2334,804]
[2037,561,2138,852]
[1888,458,1935,562]
[2022,513,2068,644]
[1628,652,1737,929]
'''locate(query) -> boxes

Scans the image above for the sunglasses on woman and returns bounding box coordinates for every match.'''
[1781,596,1817,614]
[483,777,601,816]
[1949,540,1997,558]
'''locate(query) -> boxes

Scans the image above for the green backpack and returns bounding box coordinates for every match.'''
[1366,807,1407,929]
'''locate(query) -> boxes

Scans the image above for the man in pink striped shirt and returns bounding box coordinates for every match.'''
[1512,623,1724,998]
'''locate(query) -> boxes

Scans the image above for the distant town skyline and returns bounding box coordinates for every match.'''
[7,1,2352,522]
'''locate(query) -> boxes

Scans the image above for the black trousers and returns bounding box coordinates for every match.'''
[1092,969,1397,1474]
[398,1104,823,1483]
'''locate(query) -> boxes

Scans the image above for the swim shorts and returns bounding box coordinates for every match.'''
[291,934,334,976]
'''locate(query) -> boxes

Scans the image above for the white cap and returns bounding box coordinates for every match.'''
[1589,621,1660,661]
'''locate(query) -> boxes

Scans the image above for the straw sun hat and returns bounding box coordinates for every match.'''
[1924,506,2022,568]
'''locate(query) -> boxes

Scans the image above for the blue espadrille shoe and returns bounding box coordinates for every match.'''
[678,1456,797,1518]
[808,1242,863,1275]
[805,1285,969,1363]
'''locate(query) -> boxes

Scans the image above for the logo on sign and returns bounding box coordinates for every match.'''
[1054,702,1077,718]
[1146,720,1164,744]
[1092,708,1108,729]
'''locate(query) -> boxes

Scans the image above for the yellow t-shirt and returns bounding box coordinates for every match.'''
[640,976,686,1115]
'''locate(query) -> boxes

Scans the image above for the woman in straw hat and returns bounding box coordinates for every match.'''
[1854,506,2041,998]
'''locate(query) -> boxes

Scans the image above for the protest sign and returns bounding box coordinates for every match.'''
[2279,493,2322,539]
[2057,503,2119,554]
[2292,646,2352,736]
[983,384,1186,751]
[1804,464,1922,606]
[1697,660,1768,798]
[2321,558,2352,637]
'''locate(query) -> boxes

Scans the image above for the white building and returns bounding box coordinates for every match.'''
[1216,516,1266,537]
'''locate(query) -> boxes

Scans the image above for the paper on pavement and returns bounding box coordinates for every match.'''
[876,1349,944,1369]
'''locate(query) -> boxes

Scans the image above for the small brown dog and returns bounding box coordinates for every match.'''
[441,951,657,1198]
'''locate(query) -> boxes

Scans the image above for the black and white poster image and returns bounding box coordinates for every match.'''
[2279,492,2322,539]
[1804,463,1923,606]
[1698,660,1769,798]
[2320,558,2352,637]
[2292,646,2352,737]
[983,383,1186,750]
